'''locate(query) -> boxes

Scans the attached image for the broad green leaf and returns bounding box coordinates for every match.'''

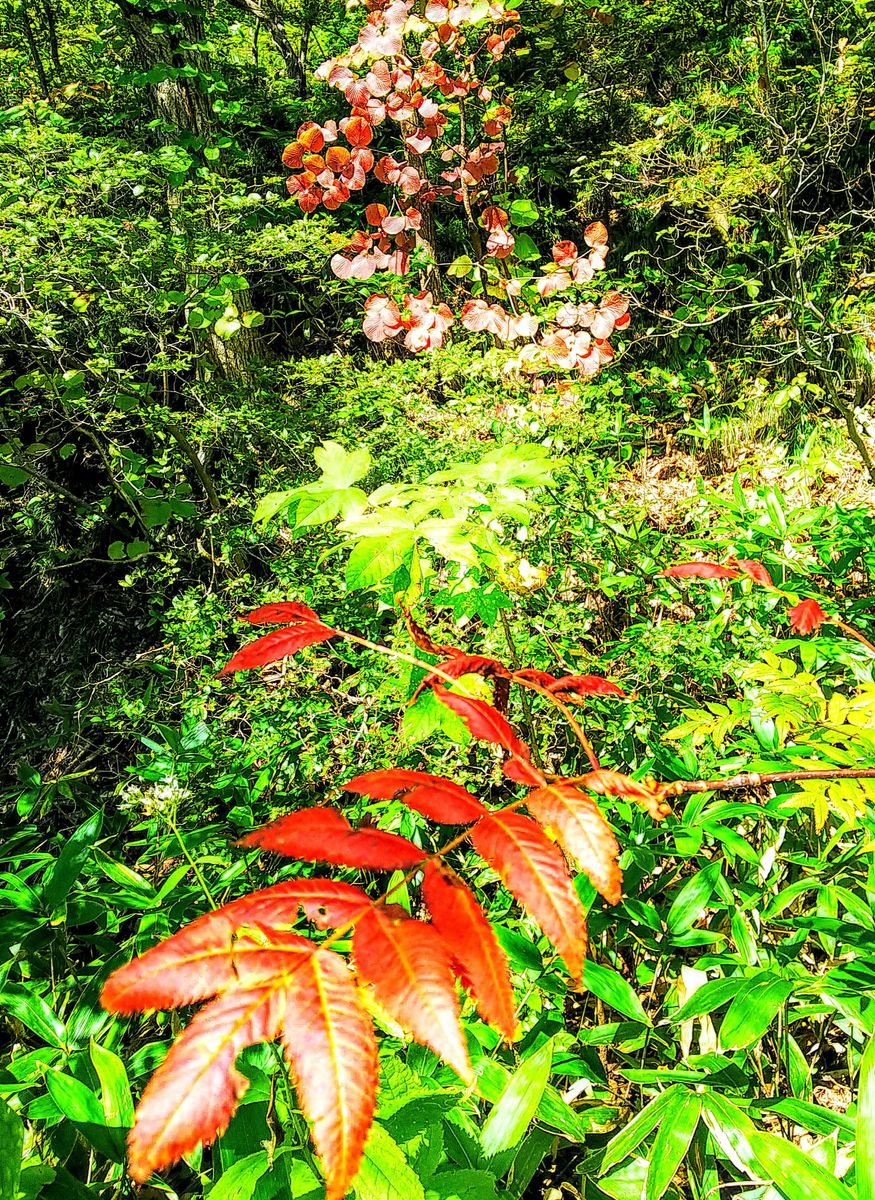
[45,1071,125,1162]
[314,441,372,489]
[665,860,722,934]
[425,1171,496,1200]
[508,199,539,227]
[353,1123,425,1200]
[208,1151,271,1198]
[42,809,103,913]
[719,974,793,1050]
[672,974,743,1023]
[512,233,541,261]
[701,1093,760,1175]
[600,1087,680,1175]
[583,960,651,1026]
[645,1089,701,1200]
[253,490,296,525]
[749,1130,852,1200]
[295,486,367,528]
[857,1033,875,1200]
[481,1038,553,1156]
[90,1040,134,1126]
[345,532,415,590]
[0,1097,23,1200]
[0,985,67,1050]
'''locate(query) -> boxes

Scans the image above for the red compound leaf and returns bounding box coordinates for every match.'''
[352,906,473,1083]
[344,769,486,824]
[240,807,425,870]
[661,562,741,580]
[525,783,622,904]
[470,810,587,979]
[788,597,828,635]
[422,861,517,1040]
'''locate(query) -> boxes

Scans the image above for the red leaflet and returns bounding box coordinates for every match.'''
[433,687,541,782]
[422,861,517,1041]
[470,811,587,979]
[101,880,371,1014]
[126,982,288,1182]
[548,674,626,698]
[525,784,622,905]
[240,807,425,870]
[280,950,378,1200]
[734,559,773,587]
[788,597,828,635]
[219,623,337,675]
[352,906,473,1083]
[401,605,461,658]
[428,655,513,684]
[344,768,486,824]
[240,601,322,625]
[503,757,545,786]
[578,769,672,821]
[512,668,559,689]
[661,562,740,580]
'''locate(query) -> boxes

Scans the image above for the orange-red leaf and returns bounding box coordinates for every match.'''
[660,562,740,580]
[788,597,827,634]
[525,784,622,904]
[548,674,626,698]
[280,949,378,1200]
[428,655,512,684]
[422,861,516,1041]
[220,623,337,675]
[344,769,486,824]
[101,880,371,1014]
[240,807,425,870]
[352,906,473,1083]
[735,559,773,587]
[469,811,586,979]
[126,982,288,1182]
[400,605,461,658]
[241,601,322,625]
[578,769,672,821]
[433,687,541,782]
[513,668,559,688]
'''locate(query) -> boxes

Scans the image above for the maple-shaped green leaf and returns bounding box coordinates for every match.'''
[314,441,372,489]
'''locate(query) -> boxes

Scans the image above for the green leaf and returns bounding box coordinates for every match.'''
[857,1033,875,1200]
[481,1038,553,1156]
[425,1171,496,1200]
[508,199,540,227]
[0,463,28,486]
[353,1123,425,1200]
[749,1130,852,1200]
[600,1087,680,1175]
[0,1097,23,1200]
[253,490,296,526]
[512,233,541,261]
[90,1040,134,1126]
[107,540,126,560]
[447,255,474,278]
[296,486,367,528]
[314,441,372,489]
[45,1071,105,1126]
[666,860,722,933]
[0,985,67,1050]
[208,1151,271,1198]
[126,539,150,559]
[719,974,793,1050]
[644,1089,701,1200]
[345,532,415,590]
[672,975,744,1023]
[583,960,651,1026]
[42,809,103,913]
[701,1093,760,1175]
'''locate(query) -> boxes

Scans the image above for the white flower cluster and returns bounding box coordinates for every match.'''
[118,778,189,820]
